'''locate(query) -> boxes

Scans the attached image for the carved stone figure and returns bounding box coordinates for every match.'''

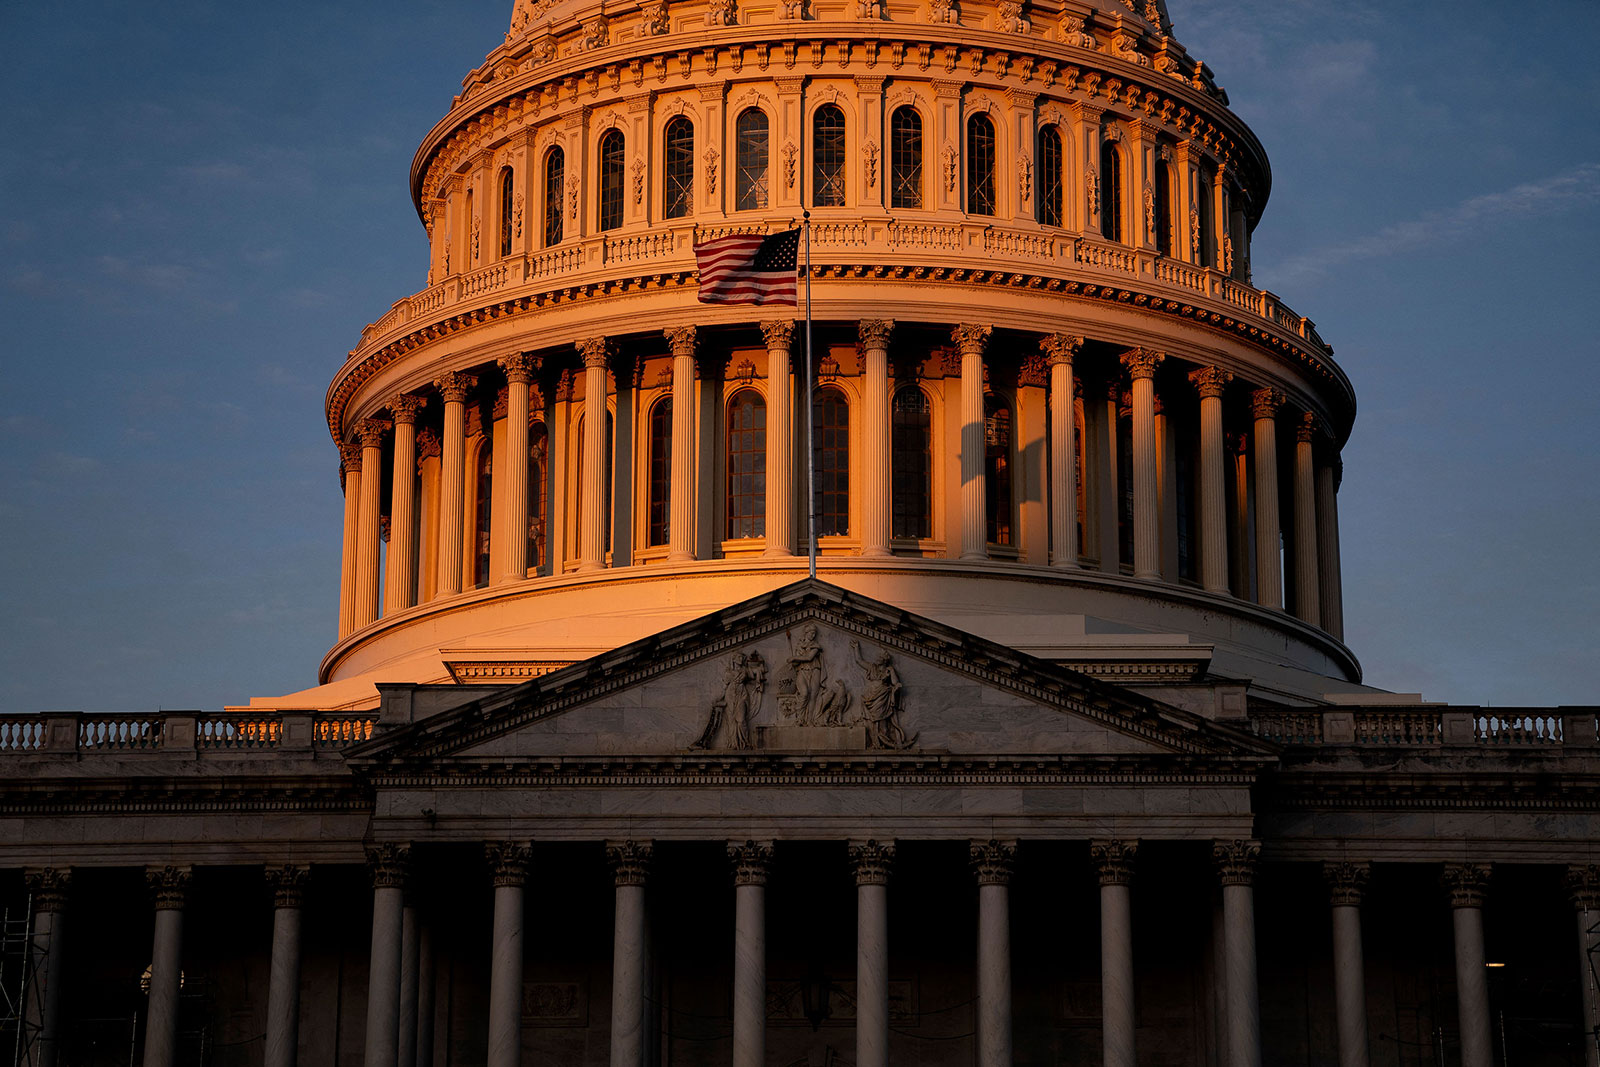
[693,651,768,749]
[850,640,916,749]
[779,625,850,726]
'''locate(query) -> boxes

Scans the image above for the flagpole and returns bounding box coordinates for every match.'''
[803,211,815,581]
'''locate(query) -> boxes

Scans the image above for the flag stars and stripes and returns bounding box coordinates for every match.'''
[693,228,800,306]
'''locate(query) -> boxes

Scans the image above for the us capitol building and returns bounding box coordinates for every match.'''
[3,1,1595,1066]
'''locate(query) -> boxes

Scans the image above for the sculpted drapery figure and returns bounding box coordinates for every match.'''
[850,639,917,749]
[784,624,849,725]
[694,651,768,749]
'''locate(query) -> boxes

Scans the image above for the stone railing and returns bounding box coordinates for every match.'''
[0,711,380,754]
[1250,707,1597,748]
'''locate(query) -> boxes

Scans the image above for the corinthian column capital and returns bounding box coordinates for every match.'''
[1323,860,1371,906]
[1188,365,1233,398]
[1213,839,1260,886]
[1250,387,1286,420]
[498,351,538,384]
[760,320,795,349]
[849,839,896,886]
[388,394,427,424]
[266,864,312,908]
[338,439,364,473]
[1119,347,1165,380]
[1295,410,1319,443]
[25,867,72,912]
[727,840,775,886]
[1039,333,1084,366]
[1091,839,1139,886]
[951,323,992,356]
[607,839,655,887]
[1567,865,1600,911]
[969,839,1017,886]
[664,326,698,359]
[858,319,895,348]
[434,371,478,403]
[577,336,613,369]
[365,844,412,889]
[357,418,391,448]
[146,865,193,911]
[486,842,533,888]
[1440,862,1491,908]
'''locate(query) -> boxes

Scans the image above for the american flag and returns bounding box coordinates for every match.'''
[693,228,800,306]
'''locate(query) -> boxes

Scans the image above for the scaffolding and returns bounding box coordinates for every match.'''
[0,895,41,1067]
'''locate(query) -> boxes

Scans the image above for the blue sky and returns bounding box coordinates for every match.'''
[1,1,1595,711]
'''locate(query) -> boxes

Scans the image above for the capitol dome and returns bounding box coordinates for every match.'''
[313,0,1358,709]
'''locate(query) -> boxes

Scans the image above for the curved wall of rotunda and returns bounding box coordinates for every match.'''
[321,0,1358,697]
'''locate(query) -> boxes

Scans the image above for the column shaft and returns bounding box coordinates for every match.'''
[1452,905,1492,1067]
[667,329,699,561]
[365,885,405,1067]
[500,364,532,582]
[266,905,303,1067]
[353,425,386,629]
[1316,459,1345,639]
[1223,883,1260,1067]
[851,841,894,1067]
[1577,903,1600,1067]
[859,321,894,557]
[611,883,646,1067]
[1043,336,1081,568]
[579,342,609,571]
[435,375,473,597]
[1101,881,1136,1067]
[732,883,765,1067]
[338,449,361,638]
[1292,417,1321,624]
[385,406,421,614]
[398,905,419,1067]
[1129,364,1161,579]
[416,923,436,1067]
[762,323,795,556]
[1250,391,1284,609]
[25,886,66,1067]
[1191,369,1232,594]
[955,325,991,560]
[1331,906,1368,1067]
[488,883,524,1067]
[977,882,1012,1067]
[143,909,185,1067]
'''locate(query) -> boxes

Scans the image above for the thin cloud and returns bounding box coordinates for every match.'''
[1270,163,1600,281]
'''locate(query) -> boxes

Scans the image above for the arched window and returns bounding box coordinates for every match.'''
[598,129,625,232]
[648,398,672,546]
[1196,167,1215,267]
[464,188,475,261]
[813,388,850,537]
[1037,125,1063,227]
[544,148,565,246]
[735,108,769,211]
[890,107,923,210]
[967,114,996,217]
[528,421,548,573]
[812,104,846,207]
[1154,158,1174,256]
[1100,139,1124,242]
[891,386,931,540]
[663,117,694,220]
[726,390,766,539]
[473,442,493,588]
[984,394,1013,546]
[499,166,514,257]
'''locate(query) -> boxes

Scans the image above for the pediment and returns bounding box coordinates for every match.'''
[346,580,1275,765]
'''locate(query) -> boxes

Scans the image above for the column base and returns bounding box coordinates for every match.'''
[761,547,795,559]
[667,550,696,563]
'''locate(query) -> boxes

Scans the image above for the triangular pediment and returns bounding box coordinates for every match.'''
[346,580,1275,765]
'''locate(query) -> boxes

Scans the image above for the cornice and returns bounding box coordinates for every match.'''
[0,777,368,817]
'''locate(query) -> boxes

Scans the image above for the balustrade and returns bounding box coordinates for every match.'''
[0,719,43,751]
[1476,713,1562,745]
[197,717,284,748]
[80,716,163,749]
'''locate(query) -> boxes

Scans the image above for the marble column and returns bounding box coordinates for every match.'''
[384,396,425,614]
[577,337,612,571]
[1042,334,1083,568]
[433,372,476,597]
[1566,866,1600,1067]
[607,841,653,1067]
[486,842,531,1067]
[664,327,699,561]
[1249,389,1285,610]
[142,866,192,1067]
[1316,454,1345,640]
[1291,413,1321,624]
[416,922,436,1067]
[498,354,536,583]
[953,325,993,561]
[365,845,410,1067]
[728,841,774,1067]
[353,418,389,629]
[1189,367,1233,594]
[398,902,419,1067]
[858,320,895,557]
[760,322,796,557]
[23,867,70,1067]
[1442,863,1494,1067]
[1323,861,1371,1067]
[265,865,310,1067]
[1120,349,1164,580]
[1214,841,1262,1067]
[338,443,363,639]
[850,840,895,1067]
[1092,840,1138,1067]
[1227,432,1253,600]
[970,840,1016,1067]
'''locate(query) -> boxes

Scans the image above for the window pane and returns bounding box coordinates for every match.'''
[1100,140,1123,242]
[726,391,767,539]
[985,395,1012,545]
[664,117,694,220]
[1154,161,1173,256]
[812,104,846,207]
[528,422,547,571]
[891,387,930,539]
[967,115,996,217]
[891,107,922,210]
[1038,126,1062,227]
[648,398,672,545]
[735,109,769,211]
[812,388,850,537]
[599,130,625,232]
[500,167,514,256]
[544,149,564,246]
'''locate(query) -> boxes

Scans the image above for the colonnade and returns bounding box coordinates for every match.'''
[24,851,1599,1066]
[336,322,1346,641]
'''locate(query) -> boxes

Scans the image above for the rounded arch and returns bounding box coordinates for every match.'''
[1099,135,1127,243]
[966,112,997,217]
[542,145,566,246]
[646,394,673,546]
[891,383,933,541]
[983,390,1015,546]
[811,103,848,207]
[812,385,850,537]
[890,105,924,210]
[734,107,771,211]
[470,431,494,588]
[527,418,549,573]
[661,115,695,220]
[1036,123,1064,227]
[597,128,626,232]
[498,165,515,257]
[726,387,767,540]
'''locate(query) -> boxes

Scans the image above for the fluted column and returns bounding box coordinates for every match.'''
[1092,841,1138,1067]
[970,840,1015,1067]
[24,868,70,1067]
[338,443,363,638]
[384,397,426,614]
[499,354,536,583]
[665,327,699,561]
[1567,866,1600,1067]
[142,866,192,1067]
[1292,413,1321,624]
[953,325,992,560]
[365,846,410,1067]
[1228,432,1253,600]
[1189,367,1233,594]
[1442,863,1493,1067]
[1214,841,1261,1067]
[577,337,612,571]
[265,865,310,1067]
[1324,862,1371,1067]
[434,373,476,597]
[1042,334,1083,568]
[486,842,531,1067]
[1249,389,1285,609]
[858,320,895,557]
[760,322,795,557]
[607,841,653,1067]
[728,841,773,1067]
[1316,454,1345,640]
[1120,349,1164,580]
[850,840,894,1067]
[353,419,388,629]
